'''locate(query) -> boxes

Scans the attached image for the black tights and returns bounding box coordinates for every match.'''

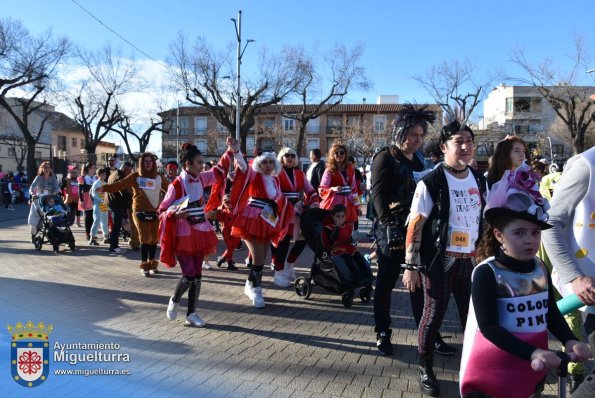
[248,265,264,287]
[172,276,202,316]
[141,244,157,262]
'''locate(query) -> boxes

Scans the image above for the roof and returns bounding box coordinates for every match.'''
[45,111,83,133]
[159,103,442,117]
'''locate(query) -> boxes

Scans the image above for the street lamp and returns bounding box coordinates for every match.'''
[546,136,554,162]
[231,10,254,142]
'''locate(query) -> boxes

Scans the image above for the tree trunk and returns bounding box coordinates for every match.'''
[26,138,37,179]
[296,125,306,158]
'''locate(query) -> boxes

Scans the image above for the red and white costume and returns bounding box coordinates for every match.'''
[319,165,359,224]
[322,220,357,256]
[277,166,319,239]
[230,167,293,246]
[216,206,240,261]
[159,163,227,268]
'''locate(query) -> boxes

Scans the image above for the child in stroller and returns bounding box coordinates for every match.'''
[33,194,75,253]
[295,205,374,308]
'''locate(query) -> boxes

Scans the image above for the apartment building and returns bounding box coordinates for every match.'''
[159,99,442,164]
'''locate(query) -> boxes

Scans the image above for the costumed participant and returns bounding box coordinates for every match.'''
[543,146,595,391]
[165,161,179,183]
[28,162,60,239]
[319,143,360,229]
[230,151,293,308]
[213,194,240,271]
[403,118,486,397]
[62,165,81,226]
[78,162,96,241]
[89,168,109,246]
[486,135,529,191]
[159,138,241,327]
[459,168,591,398]
[99,154,168,276]
[271,147,319,287]
[321,204,373,285]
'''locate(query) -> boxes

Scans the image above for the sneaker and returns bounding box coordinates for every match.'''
[244,257,251,268]
[89,238,99,246]
[274,270,291,288]
[364,254,372,266]
[140,270,150,277]
[149,269,159,275]
[166,297,179,320]
[185,313,206,327]
[103,237,110,244]
[434,335,457,356]
[216,256,226,268]
[376,330,394,356]
[244,281,266,308]
[202,261,212,270]
[109,247,127,254]
[226,261,238,271]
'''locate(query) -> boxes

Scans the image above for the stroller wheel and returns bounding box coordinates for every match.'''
[342,291,354,308]
[294,277,312,299]
[360,286,372,303]
[53,244,60,253]
[34,236,43,251]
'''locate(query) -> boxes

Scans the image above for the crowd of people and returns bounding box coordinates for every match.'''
[11,105,595,397]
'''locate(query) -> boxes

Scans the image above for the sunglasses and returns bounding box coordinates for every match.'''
[283,153,296,158]
[261,159,275,165]
[334,150,345,156]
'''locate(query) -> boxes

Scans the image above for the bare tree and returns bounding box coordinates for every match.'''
[342,120,390,166]
[278,43,371,156]
[413,59,489,123]
[0,122,28,170]
[511,37,595,154]
[169,34,300,153]
[0,18,69,174]
[111,114,163,160]
[65,45,138,159]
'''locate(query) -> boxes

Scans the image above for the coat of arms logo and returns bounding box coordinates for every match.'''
[7,321,53,387]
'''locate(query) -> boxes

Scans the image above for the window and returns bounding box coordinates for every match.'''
[35,151,42,158]
[282,138,296,148]
[246,137,255,152]
[327,116,343,134]
[57,135,67,151]
[347,115,361,127]
[263,117,275,131]
[306,117,320,134]
[505,98,513,114]
[8,148,15,156]
[72,137,77,148]
[373,115,387,132]
[513,97,532,113]
[216,137,227,152]
[194,139,207,153]
[216,122,227,133]
[283,118,295,132]
[178,117,189,135]
[306,138,320,153]
[80,140,85,149]
[194,117,207,135]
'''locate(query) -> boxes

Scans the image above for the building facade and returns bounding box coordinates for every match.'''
[159,101,443,166]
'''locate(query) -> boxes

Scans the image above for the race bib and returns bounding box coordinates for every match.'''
[447,227,471,253]
[137,177,156,190]
[260,204,278,228]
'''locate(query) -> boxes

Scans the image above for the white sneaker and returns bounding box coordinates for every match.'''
[244,281,266,308]
[166,297,179,320]
[274,270,291,288]
[285,262,297,282]
[244,257,250,267]
[202,261,212,270]
[185,313,206,327]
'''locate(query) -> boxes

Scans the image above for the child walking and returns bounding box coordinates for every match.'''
[459,170,591,398]
[212,194,240,271]
[89,168,109,245]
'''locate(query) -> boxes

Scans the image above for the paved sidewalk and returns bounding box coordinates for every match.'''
[0,210,568,397]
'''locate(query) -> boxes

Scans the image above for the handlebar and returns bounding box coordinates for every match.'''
[557,294,584,315]
[531,351,577,373]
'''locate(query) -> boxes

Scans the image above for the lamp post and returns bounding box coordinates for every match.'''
[231,10,254,142]
[546,136,554,162]
[176,101,180,162]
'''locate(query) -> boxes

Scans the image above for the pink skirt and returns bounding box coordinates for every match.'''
[175,228,218,256]
[232,205,284,244]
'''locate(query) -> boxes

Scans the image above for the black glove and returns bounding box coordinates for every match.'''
[385,223,404,251]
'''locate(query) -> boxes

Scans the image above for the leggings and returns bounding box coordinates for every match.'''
[84,209,93,237]
[272,235,306,271]
[418,257,473,355]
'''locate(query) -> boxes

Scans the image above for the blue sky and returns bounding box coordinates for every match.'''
[3,1,595,151]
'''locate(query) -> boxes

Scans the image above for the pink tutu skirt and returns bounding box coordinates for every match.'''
[175,228,218,256]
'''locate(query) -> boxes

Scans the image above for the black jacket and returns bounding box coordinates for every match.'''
[106,170,132,210]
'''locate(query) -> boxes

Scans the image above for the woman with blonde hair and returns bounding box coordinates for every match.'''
[271,147,319,287]
[230,151,293,307]
[319,143,360,227]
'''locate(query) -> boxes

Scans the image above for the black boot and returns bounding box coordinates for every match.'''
[376,329,394,356]
[418,354,440,397]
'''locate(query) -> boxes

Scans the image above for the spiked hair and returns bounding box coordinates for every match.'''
[440,106,474,144]
[392,104,436,146]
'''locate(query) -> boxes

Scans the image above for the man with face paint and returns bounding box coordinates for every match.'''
[99,153,169,276]
[403,119,486,396]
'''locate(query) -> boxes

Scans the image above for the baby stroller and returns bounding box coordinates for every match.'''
[33,194,76,253]
[294,208,374,308]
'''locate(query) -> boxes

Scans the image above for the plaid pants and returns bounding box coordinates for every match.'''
[418,257,473,355]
